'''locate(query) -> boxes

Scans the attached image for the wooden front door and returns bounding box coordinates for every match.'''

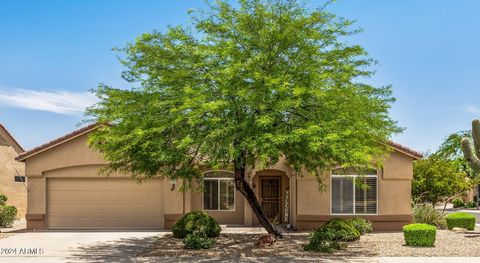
[260,177,281,221]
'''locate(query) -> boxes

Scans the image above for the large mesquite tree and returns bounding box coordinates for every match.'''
[86,0,401,237]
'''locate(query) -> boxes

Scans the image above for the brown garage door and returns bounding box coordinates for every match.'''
[47,178,164,229]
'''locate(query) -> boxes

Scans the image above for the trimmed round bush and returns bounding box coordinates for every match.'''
[347,217,373,235]
[304,228,346,253]
[0,205,17,228]
[452,198,465,208]
[304,218,364,253]
[319,218,361,242]
[403,223,436,247]
[183,234,215,249]
[445,212,476,231]
[172,211,221,238]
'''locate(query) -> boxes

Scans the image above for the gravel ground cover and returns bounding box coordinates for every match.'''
[143,227,480,257]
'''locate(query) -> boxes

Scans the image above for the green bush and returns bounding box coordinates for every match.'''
[412,204,446,229]
[172,211,221,238]
[0,194,7,206]
[0,205,17,228]
[347,217,373,235]
[183,234,215,249]
[403,223,436,247]
[452,198,465,208]
[304,228,346,253]
[319,218,361,242]
[466,201,477,208]
[445,212,476,230]
[304,218,371,253]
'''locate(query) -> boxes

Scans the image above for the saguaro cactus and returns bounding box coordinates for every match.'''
[461,119,480,172]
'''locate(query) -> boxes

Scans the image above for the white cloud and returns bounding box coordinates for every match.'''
[0,86,98,115]
[449,105,480,115]
[462,105,480,115]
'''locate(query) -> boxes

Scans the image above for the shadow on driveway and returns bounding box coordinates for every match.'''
[65,235,158,263]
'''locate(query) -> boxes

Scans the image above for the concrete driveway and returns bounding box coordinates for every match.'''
[0,231,164,263]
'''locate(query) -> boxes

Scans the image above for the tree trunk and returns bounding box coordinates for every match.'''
[233,162,283,238]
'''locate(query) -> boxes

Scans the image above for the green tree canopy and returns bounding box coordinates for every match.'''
[413,155,472,206]
[436,130,477,178]
[86,0,401,237]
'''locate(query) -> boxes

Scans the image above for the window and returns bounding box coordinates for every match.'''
[331,168,377,215]
[203,172,235,211]
[14,176,25,183]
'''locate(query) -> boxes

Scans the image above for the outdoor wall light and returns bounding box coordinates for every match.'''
[170,179,177,191]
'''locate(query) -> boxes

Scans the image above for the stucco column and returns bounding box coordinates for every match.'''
[290,172,297,228]
[244,196,253,226]
[184,190,192,214]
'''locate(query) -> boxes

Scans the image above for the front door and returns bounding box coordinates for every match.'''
[260,177,281,221]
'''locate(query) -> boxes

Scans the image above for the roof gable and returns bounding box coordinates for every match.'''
[386,141,423,160]
[16,123,99,161]
[17,123,423,161]
[0,124,24,154]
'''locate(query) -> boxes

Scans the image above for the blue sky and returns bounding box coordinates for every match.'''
[0,0,479,153]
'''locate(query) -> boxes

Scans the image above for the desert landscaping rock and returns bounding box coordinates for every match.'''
[143,227,480,258]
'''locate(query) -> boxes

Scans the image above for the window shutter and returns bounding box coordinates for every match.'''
[355,177,377,214]
[204,180,219,210]
[331,177,354,214]
[220,180,235,210]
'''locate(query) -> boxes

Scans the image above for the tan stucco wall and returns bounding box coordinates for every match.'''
[383,151,413,180]
[23,129,416,231]
[296,175,330,215]
[0,145,26,217]
[295,151,415,230]
[25,134,105,177]
[191,189,245,225]
[24,133,172,230]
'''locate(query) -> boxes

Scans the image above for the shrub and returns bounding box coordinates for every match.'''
[466,201,477,208]
[0,205,17,228]
[347,217,373,235]
[452,198,465,208]
[403,223,436,247]
[319,218,361,241]
[172,211,221,238]
[412,204,446,229]
[0,194,7,206]
[304,218,366,253]
[445,212,476,230]
[183,234,215,250]
[304,228,346,253]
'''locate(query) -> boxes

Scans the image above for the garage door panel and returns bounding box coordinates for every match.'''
[47,178,164,229]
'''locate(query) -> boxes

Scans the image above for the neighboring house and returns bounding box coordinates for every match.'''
[0,124,26,217]
[17,124,422,231]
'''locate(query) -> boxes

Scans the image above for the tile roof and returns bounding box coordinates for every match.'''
[386,141,423,159]
[16,122,423,161]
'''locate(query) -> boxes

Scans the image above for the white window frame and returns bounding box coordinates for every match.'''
[330,173,378,216]
[203,178,236,212]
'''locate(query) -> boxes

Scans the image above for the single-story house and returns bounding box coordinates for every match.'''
[0,123,27,217]
[17,124,422,231]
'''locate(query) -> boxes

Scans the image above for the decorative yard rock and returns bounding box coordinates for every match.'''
[452,227,468,233]
[256,234,276,247]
